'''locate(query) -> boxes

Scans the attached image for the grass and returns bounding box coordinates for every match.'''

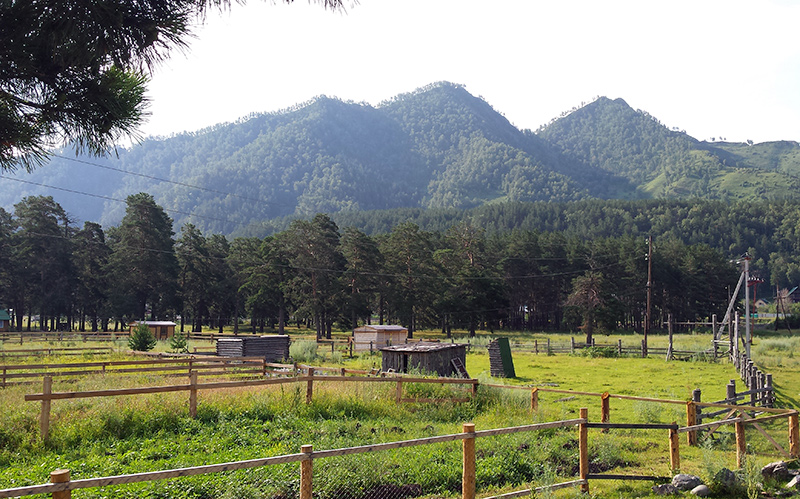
[0,327,797,498]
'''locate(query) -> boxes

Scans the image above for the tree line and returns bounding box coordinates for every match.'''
[0,194,740,344]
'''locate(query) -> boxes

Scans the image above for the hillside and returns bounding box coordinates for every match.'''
[537,97,800,199]
[1,83,799,234]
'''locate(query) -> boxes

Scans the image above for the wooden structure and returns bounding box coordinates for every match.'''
[0,309,10,332]
[352,325,407,351]
[216,336,290,362]
[380,342,467,377]
[129,321,176,340]
[488,338,515,378]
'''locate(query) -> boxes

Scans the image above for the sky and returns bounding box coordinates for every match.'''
[141,0,800,144]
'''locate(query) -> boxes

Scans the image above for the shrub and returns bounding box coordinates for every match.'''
[128,323,156,351]
[290,339,318,363]
[168,331,189,353]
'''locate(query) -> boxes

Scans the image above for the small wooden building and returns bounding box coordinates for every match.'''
[380,342,467,377]
[353,324,408,352]
[129,321,177,340]
[0,309,11,332]
[216,336,290,362]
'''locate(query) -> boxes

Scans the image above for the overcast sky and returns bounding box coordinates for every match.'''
[141,0,800,144]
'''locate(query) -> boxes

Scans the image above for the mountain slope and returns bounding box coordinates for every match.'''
[1,84,798,235]
[538,97,800,199]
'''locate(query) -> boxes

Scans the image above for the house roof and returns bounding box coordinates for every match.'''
[355,325,407,332]
[130,321,177,327]
[0,309,10,321]
[380,342,466,353]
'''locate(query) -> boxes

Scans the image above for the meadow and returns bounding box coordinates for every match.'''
[0,326,797,499]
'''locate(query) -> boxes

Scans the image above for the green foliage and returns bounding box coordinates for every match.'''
[168,331,188,353]
[576,346,618,358]
[289,339,318,363]
[128,323,156,352]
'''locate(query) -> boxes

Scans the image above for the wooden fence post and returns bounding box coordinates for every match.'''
[462,423,476,499]
[579,408,589,494]
[735,419,746,468]
[189,371,198,418]
[617,339,622,356]
[300,445,313,499]
[51,469,71,499]
[789,411,799,458]
[530,388,539,413]
[306,367,314,404]
[41,375,52,441]
[686,401,697,446]
[601,392,610,424]
[726,380,736,404]
[534,340,538,354]
[669,424,680,473]
[395,379,403,403]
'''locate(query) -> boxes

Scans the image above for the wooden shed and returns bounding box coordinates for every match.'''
[380,342,468,377]
[216,335,290,362]
[353,324,408,352]
[0,309,10,332]
[129,321,177,340]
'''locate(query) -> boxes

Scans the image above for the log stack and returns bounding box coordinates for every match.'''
[216,335,290,362]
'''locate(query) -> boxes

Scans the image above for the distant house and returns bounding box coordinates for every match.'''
[0,309,10,332]
[789,286,800,304]
[754,298,771,309]
[352,324,408,352]
[129,321,177,340]
[380,342,467,377]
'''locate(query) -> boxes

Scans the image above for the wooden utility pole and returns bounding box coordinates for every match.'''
[645,236,653,356]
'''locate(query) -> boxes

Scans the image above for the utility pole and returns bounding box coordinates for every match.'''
[645,236,653,354]
[743,254,751,357]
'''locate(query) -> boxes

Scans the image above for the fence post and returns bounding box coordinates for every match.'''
[765,374,773,407]
[189,371,198,418]
[41,375,52,441]
[641,339,647,358]
[601,392,610,424]
[395,379,403,403]
[789,412,799,459]
[300,445,313,499]
[617,339,622,356]
[462,423,476,499]
[726,380,736,405]
[51,469,71,499]
[306,367,314,404]
[534,340,538,354]
[570,337,575,353]
[735,418,746,468]
[530,388,539,413]
[669,424,680,473]
[349,338,353,358]
[692,389,702,425]
[686,401,697,446]
[579,408,589,494]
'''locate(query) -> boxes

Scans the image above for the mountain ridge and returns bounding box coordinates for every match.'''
[1,81,799,235]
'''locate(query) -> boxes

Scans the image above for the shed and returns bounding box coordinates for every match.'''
[0,309,10,332]
[353,324,408,352]
[216,335,290,362]
[380,342,468,377]
[129,321,177,340]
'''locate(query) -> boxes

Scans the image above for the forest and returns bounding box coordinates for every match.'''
[1,193,748,344]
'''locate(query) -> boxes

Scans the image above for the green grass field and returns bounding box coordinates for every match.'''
[0,327,797,498]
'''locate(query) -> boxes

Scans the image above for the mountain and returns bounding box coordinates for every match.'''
[1,82,798,235]
[538,97,800,199]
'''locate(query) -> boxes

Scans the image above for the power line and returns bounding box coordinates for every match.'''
[0,175,236,226]
[53,154,272,206]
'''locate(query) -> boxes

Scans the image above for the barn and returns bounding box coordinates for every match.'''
[380,342,468,377]
[129,321,177,340]
[216,335,290,362]
[352,324,408,352]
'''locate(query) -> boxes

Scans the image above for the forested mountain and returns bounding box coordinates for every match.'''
[538,97,800,199]
[1,82,799,235]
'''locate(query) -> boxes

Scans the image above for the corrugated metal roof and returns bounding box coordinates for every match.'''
[131,321,177,326]
[355,325,407,331]
[379,342,466,353]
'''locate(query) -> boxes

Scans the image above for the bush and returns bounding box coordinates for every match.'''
[169,331,189,353]
[128,323,156,351]
[290,339,318,363]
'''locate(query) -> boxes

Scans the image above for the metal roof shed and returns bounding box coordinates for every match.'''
[353,324,408,352]
[380,342,467,377]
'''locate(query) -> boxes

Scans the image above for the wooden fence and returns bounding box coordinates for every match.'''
[25,372,479,440]
[0,347,114,358]
[0,357,286,388]
[3,401,798,499]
